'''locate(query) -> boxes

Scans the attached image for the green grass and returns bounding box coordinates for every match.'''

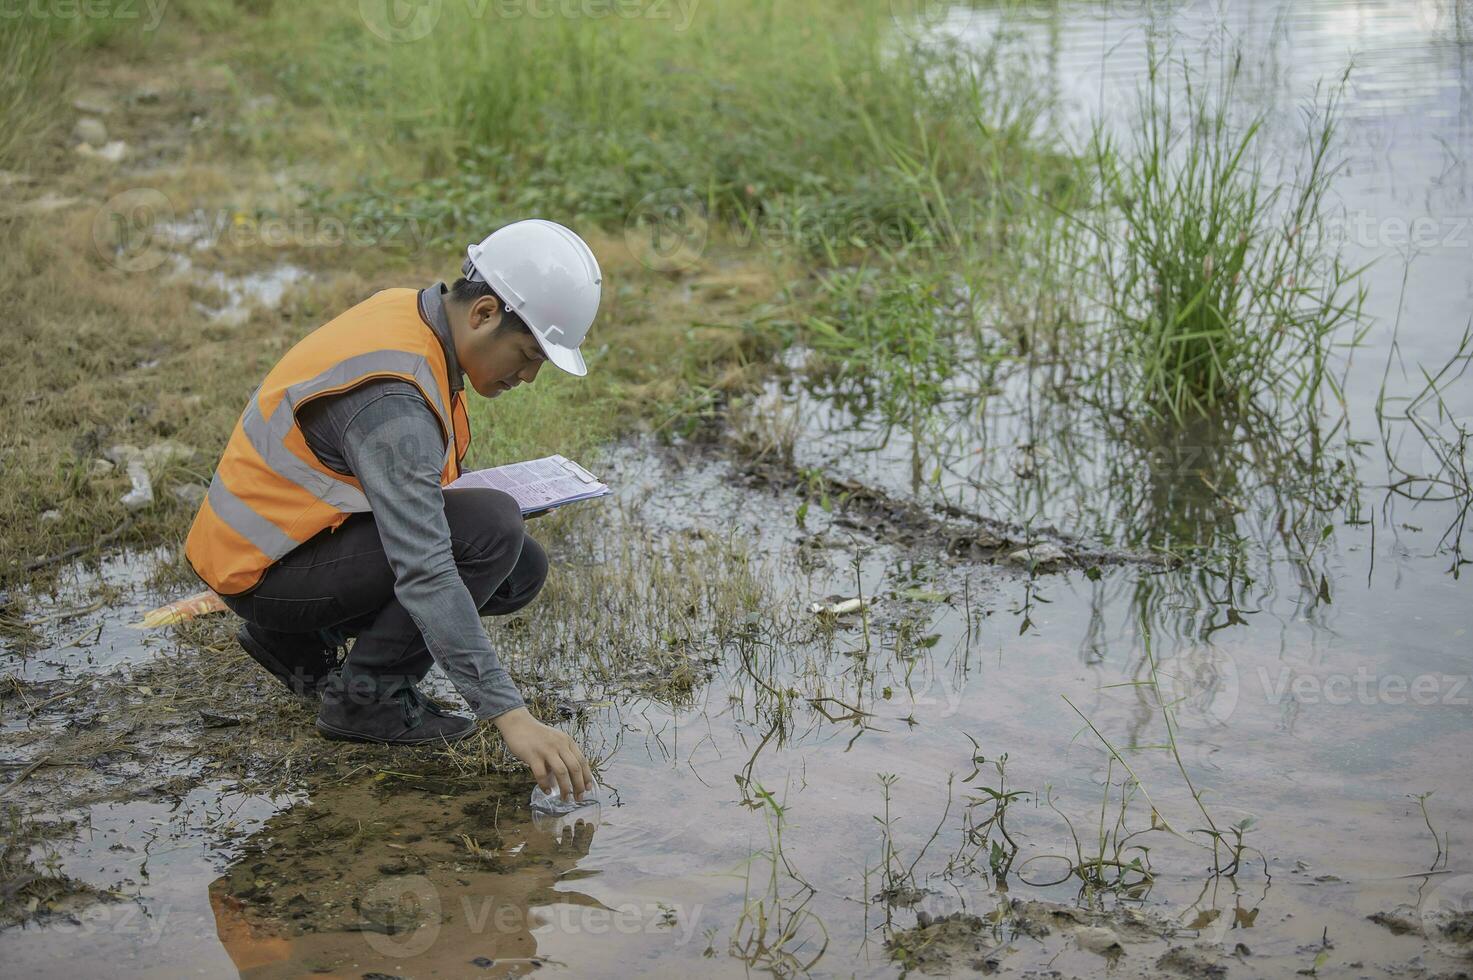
[1083,49,1366,420]
[462,370,613,469]
[231,0,1033,255]
[0,16,86,169]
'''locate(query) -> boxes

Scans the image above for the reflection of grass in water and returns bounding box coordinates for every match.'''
[1063,613,1266,881]
[438,499,784,784]
[729,781,829,976]
[0,808,105,930]
[806,271,960,491]
[1377,318,1473,573]
[768,41,1368,591]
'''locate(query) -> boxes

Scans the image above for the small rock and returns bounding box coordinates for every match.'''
[140,440,196,468]
[134,80,167,104]
[41,509,62,523]
[1368,909,1420,935]
[108,441,195,470]
[171,484,206,506]
[1074,925,1124,955]
[73,116,108,148]
[1157,946,1227,978]
[91,458,116,477]
[74,140,127,164]
[121,459,154,510]
[199,710,242,729]
[105,444,140,465]
[974,528,1009,549]
[1008,542,1069,569]
[808,595,873,616]
[70,93,112,115]
[19,192,84,214]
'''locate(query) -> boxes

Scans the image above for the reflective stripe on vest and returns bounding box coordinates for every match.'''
[185,288,467,595]
[240,349,452,509]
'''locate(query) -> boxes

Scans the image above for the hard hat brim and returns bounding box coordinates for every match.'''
[534,330,588,377]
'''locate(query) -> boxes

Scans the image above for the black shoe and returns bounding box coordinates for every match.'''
[315,671,476,746]
[235,623,342,698]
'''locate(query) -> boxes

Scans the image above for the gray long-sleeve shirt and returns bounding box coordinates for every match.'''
[294,283,525,720]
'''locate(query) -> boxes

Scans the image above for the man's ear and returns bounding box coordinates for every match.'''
[470,295,501,330]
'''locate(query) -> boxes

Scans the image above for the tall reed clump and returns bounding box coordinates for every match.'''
[1085,50,1366,420]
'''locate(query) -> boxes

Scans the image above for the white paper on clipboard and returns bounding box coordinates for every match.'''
[447,454,611,514]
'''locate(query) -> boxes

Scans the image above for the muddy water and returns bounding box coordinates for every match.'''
[4,1,1472,977]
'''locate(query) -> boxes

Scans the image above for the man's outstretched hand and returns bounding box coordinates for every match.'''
[493,706,594,801]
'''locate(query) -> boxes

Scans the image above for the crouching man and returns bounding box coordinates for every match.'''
[184,220,597,801]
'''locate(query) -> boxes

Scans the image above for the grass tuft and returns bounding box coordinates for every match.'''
[1084,48,1366,420]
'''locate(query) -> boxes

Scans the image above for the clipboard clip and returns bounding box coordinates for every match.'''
[557,456,600,484]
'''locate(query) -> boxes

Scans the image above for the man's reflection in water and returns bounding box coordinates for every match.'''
[207,766,601,978]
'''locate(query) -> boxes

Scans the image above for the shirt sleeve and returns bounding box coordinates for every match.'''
[337,391,526,720]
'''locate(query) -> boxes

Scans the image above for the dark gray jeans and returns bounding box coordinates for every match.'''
[220,487,546,690]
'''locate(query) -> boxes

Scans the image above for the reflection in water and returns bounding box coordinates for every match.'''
[207,767,601,977]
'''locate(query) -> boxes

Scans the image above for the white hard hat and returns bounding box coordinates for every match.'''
[463,219,602,377]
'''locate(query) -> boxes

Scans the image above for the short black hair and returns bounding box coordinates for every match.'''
[449,277,532,334]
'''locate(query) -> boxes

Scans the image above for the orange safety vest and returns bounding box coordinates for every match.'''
[185,288,472,596]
